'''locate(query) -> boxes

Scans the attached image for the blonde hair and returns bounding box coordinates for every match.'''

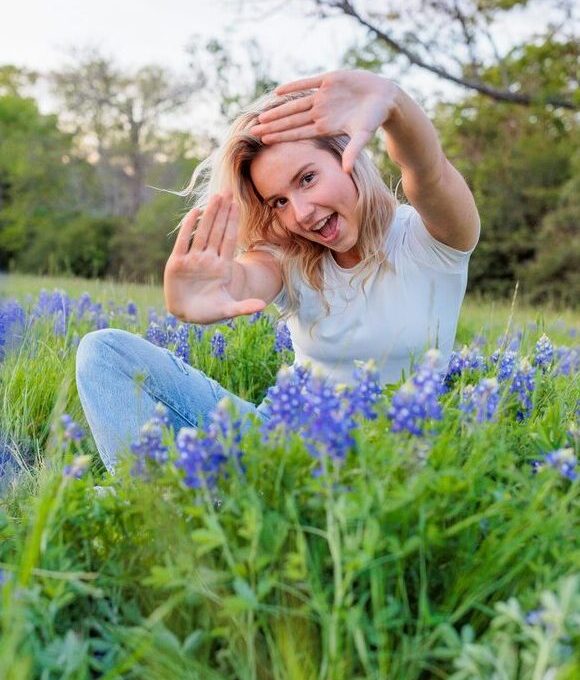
[183,89,397,319]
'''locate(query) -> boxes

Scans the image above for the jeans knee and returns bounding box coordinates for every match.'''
[76,329,133,381]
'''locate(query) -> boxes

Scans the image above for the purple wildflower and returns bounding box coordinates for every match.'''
[211,330,226,359]
[343,360,383,420]
[261,365,309,436]
[53,310,67,336]
[59,414,85,443]
[388,350,444,436]
[63,455,91,479]
[131,403,170,470]
[174,325,190,364]
[127,301,138,317]
[0,300,26,359]
[460,378,501,423]
[145,322,169,348]
[553,347,579,376]
[533,334,553,370]
[274,321,293,353]
[497,351,518,381]
[538,448,577,481]
[249,312,263,324]
[76,293,93,319]
[510,358,536,420]
[175,399,241,489]
[192,325,204,341]
[301,373,356,475]
[525,609,545,626]
[444,345,486,387]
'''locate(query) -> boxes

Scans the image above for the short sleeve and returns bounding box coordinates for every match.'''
[394,204,477,273]
[248,241,289,311]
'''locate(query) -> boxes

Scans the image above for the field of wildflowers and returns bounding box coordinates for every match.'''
[0,274,578,680]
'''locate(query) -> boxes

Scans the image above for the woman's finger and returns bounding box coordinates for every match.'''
[251,109,314,137]
[256,95,313,123]
[261,124,318,145]
[219,202,239,260]
[206,198,231,253]
[342,130,373,174]
[191,195,221,251]
[173,208,200,255]
[224,298,267,319]
[275,75,325,95]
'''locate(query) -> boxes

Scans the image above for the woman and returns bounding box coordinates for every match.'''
[76,70,480,473]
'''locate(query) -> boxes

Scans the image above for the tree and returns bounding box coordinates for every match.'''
[51,50,203,220]
[0,85,73,270]
[281,0,578,109]
[434,42,577,299]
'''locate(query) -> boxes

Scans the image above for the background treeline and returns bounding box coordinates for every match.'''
[0,0,578,305]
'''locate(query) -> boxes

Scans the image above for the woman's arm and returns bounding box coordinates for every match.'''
[251,70,480,251]
[382,85,480,251]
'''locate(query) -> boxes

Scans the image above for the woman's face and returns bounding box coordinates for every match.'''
[249,141,361,267]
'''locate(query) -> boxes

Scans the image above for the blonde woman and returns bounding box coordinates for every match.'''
[76,69,480,472]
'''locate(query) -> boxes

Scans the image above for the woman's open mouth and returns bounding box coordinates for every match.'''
[312,212,339,244]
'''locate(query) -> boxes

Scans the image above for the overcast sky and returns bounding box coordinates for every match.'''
[1,0,569,133]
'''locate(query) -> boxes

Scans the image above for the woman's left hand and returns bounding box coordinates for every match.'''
[249,70,399,173]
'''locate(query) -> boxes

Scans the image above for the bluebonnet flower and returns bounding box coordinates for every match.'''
[539,448,577,481]
[388,350,444,436]
[59,414,85,443]
[0,300,26,360]
[301,374,356,475]
[342,359,383,420]
[510,358,536,420]
[274,321,293,353]
[131,403,170,472]
[34,290,72,321]
[148,308,160,325]
[525,609,545,626]
[127,301,138,317]
[76,293,93,319]
[533,334,553,370]
[94,313,109,330]
[261,365,309,436]
[174,325,190,364]
[497,351,518,381]
[165,314,178,329]
[249,311,263,324]
[175,399,241,489]
[211,330,226,359]
[145,322,169,348]
[553,347,579,376]
[460,378,501,423]
[63,455,91,479]
[444,345,485,387]
[53,310,67,336]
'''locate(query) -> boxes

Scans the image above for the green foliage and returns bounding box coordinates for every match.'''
[0,278,578,678]
[435,40,578,301]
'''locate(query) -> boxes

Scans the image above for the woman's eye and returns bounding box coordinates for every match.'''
[273,197,287,209]
[301,172,315,186]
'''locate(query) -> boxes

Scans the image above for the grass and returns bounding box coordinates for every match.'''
[0,273,578,680]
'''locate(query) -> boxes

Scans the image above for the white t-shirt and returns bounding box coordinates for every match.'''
[268,204,477,386]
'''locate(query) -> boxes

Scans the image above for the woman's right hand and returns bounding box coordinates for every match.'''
[163,194,267,324]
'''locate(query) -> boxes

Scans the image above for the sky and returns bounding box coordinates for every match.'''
[0,0,569,134]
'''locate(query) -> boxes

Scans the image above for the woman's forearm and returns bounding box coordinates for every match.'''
[381,84,445,184]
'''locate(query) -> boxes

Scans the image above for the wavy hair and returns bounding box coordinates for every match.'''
[182,89,397,319]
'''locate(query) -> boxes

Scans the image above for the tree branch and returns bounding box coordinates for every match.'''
[319,0,576,110]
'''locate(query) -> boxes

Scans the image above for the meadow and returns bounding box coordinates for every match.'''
[0,273,578,680]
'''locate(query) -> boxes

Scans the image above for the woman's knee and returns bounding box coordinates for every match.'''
[76,328,139,379]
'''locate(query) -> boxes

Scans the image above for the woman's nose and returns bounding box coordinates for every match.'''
[290,196,315,227]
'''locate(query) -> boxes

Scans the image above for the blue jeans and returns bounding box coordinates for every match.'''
[75,329,270,473]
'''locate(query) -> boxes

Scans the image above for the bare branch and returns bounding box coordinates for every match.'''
[316,0,577,109]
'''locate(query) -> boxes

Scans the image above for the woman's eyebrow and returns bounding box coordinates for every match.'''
[264,163,315,202]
